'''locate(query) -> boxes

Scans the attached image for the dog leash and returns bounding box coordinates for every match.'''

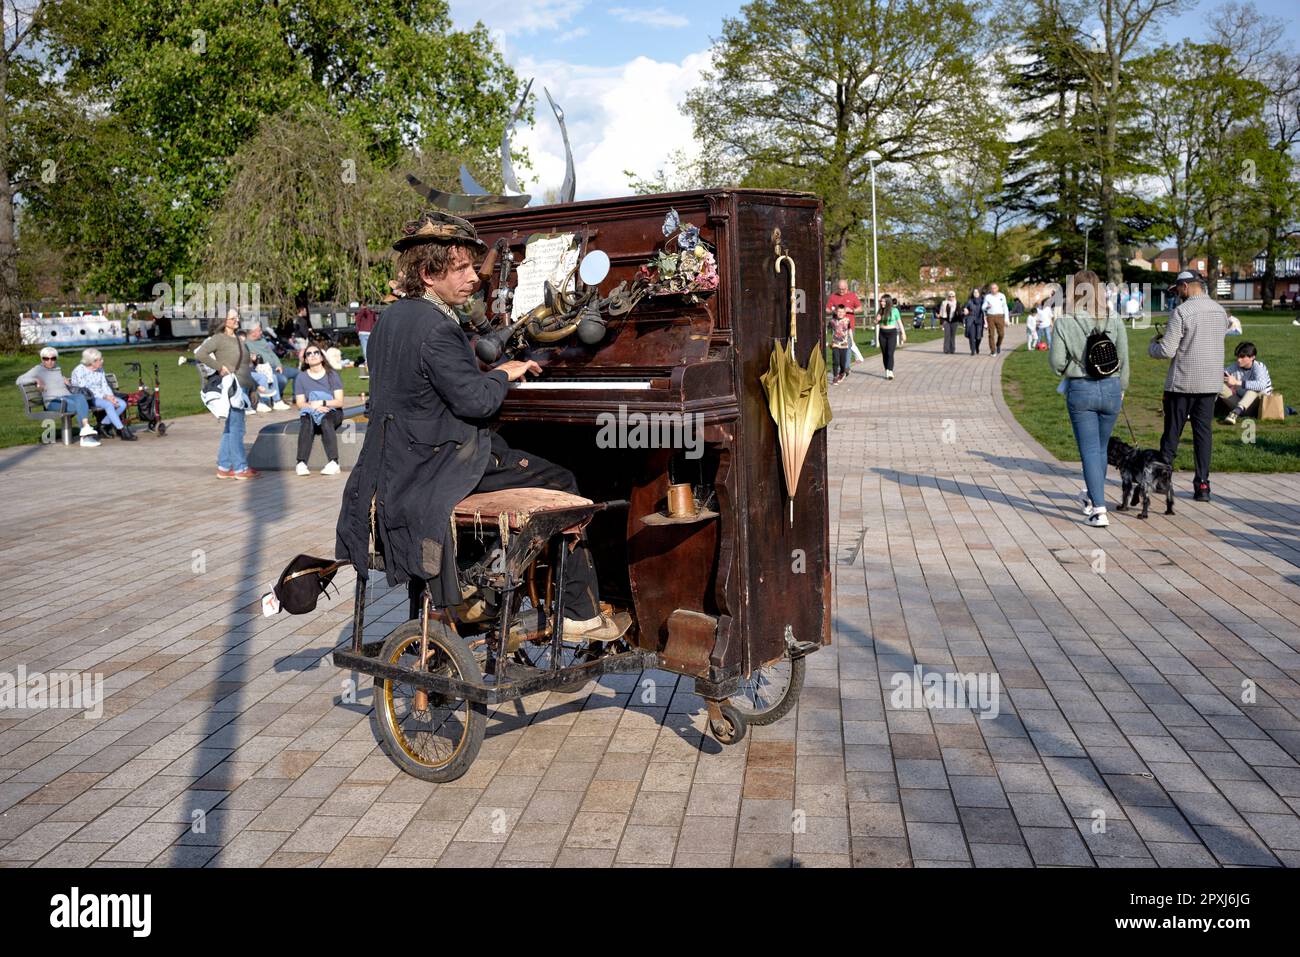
[1121,403,1137,443]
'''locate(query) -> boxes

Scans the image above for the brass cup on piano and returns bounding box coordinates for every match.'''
[667,483,698,519]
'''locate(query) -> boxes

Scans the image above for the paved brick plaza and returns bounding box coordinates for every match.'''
[1,336,1299,867]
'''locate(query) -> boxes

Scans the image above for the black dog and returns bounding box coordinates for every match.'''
[1107,437,1174,519]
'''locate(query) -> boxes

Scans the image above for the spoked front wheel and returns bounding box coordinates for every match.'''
[729,650,805,726]
[374,620,486,782]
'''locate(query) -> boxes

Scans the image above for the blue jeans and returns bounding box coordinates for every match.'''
[358,331,370,365]
[218,407,248,471]
[45,395,91,422]
[251,370,277,407]
[94,395,127,429]
[1065,377,1123,509]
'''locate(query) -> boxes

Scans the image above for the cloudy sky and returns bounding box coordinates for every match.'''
[448,0,1300,203]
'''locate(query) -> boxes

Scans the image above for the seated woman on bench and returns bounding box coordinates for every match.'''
[71,348,136,441]
[335,211,627,643]
[16,347,101,447]
[294,341,345,476]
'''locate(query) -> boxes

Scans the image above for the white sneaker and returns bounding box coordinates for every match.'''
[1080,493,1098,516]
[79,435,101,447]
[295,462,310,476]
[272,401,291,411]
[1087,508,1110,527]
[886,369,894,380]
[321,460,341,475]
[79,425,97,438]
[177,355,188,366]
[246,405,257,415]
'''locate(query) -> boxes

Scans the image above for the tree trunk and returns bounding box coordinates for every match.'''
[1100,175,1121,285]
[1102,39,1123,288]
[0,56,18,353]
[1261,214,1278,309]
[827,231,848,286]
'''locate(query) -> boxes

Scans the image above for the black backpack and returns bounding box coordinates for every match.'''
[1072,317,1121,378]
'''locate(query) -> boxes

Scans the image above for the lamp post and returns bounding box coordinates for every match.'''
[866,150,881,340]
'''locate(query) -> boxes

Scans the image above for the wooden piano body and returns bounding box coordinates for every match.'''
[469,189,831,695]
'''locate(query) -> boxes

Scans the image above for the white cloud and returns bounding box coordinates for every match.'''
[608,6,690,28]
[510,49,713,201]
[554,27,591,44]
[448,0,587,36]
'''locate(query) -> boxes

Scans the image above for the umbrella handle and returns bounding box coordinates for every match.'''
[775,253,797,345]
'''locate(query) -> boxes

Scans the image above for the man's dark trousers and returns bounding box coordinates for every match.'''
[405,440,601,622]
[1159,391,1216,484]
[474,443,600,622]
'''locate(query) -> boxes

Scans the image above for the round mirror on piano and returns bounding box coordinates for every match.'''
[578,250,610,287]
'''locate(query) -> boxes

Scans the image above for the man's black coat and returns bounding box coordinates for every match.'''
[336,295,509,607]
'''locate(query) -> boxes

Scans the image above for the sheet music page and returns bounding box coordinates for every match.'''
[512,233,579,320]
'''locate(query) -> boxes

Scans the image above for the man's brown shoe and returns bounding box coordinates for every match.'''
[232,468,258,480]
[216,468,234,479]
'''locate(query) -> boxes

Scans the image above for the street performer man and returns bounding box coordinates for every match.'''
[336,210,626,642]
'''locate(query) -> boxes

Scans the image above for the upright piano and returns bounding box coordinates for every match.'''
[468,189,831,695]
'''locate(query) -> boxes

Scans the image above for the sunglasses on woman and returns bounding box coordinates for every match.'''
[305,350,322,357]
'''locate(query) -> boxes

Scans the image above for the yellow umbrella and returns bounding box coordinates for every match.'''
[761,251,832,525]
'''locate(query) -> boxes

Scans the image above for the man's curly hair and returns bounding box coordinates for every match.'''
[396,241,480,298]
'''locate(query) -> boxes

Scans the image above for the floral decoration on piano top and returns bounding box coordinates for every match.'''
[637,208,719,302]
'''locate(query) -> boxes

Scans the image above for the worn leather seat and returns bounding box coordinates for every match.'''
[452,488,594,530]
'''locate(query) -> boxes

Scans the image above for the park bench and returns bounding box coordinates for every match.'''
[16,381,77,445]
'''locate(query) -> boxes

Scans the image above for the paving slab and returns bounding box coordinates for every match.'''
[1,340,1298,866]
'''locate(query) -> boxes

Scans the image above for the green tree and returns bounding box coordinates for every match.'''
[1137,41,1268,291]
[684,0,994,278]
[25,0,522,300]
[0,0,49,351]
[1212,3,1300,307]
[1002,0,1100,282]
[202,103,463,317]
[1059,0,1188,285]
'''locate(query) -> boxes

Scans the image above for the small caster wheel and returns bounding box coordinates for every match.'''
[157,422,168,436]
[711,702,747,745]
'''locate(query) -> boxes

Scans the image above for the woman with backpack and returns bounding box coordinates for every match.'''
[1050,269,1130,528]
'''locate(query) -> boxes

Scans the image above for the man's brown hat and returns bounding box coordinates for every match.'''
[393,210,487,253]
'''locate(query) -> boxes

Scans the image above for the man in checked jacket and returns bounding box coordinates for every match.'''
[1149,270,1232,502]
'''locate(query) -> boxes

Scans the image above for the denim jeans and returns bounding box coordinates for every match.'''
[358,331,370,365]
[218,407,248,471]
[45,394,91,422]
[94,395,127,429]
[1065,376,1123,509]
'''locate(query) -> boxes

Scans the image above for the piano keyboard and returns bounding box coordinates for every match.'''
[512,379,653,390]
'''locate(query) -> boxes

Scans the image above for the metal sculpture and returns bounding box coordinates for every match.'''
[412,78,576,212]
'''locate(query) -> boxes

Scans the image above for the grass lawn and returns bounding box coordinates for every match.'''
[1002,310,1300,473]
[0,344,369,449]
